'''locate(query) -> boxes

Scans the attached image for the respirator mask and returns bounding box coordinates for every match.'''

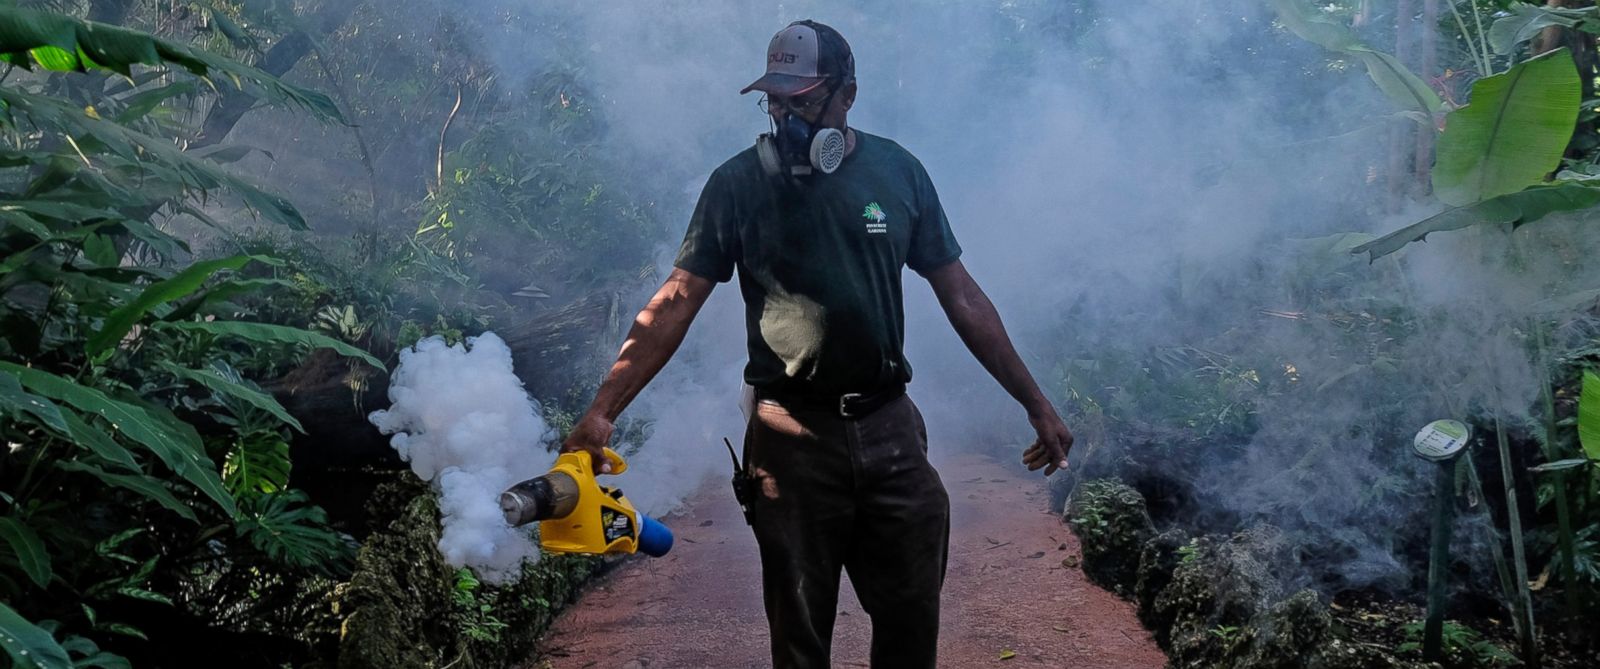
[756,86,846,180]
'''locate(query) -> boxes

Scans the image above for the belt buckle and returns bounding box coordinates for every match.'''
[839,392,863,419]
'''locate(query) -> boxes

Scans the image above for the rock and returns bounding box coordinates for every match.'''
[1236,590,1332,669]
[1153,526,1293,668]
[1064,479,1155,597]
[336,492,458,669]
[1135,527,1190,640]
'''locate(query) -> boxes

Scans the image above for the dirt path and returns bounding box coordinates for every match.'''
[526,452,1165,668]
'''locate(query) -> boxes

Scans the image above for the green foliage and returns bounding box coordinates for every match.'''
[0,5,362,662]
[0,6,341,121]
[0,601,71,669]
[417,74,664,300]
[234,490,350,576]
[1489,2,1600,56]
[1268,0,1443,117]
[451,568,509,643]
[1398,620,1519,668]
[1432,49,1581,207]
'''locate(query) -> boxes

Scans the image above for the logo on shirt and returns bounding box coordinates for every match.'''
[862,201,887,234]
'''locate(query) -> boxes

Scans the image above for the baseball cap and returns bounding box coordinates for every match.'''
[740,20,855,96]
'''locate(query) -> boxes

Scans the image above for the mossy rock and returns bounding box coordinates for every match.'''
[1155,526,1291,668]
[1135,527,1190,640]
[334,485,601,668]
[337,491,460,668]
[1065,479,1155,596]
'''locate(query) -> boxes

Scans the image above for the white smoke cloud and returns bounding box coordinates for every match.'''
[367,333,556,584]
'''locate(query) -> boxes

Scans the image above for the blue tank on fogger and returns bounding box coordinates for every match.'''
[500,447,673,557]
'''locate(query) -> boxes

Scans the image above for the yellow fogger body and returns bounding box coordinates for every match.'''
[499,448,674,557]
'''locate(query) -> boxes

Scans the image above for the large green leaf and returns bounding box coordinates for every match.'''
[1268,0,1443,116]
[0,88,311,230]
[1352,181,1600,260]
[0,363,237,518]
[86,255,260,359]
[222,432,291,495]
[1581,370,1600,463]
[0,517,51,588]
[156,320,384,370]
[158,361,303,433]
[235,490,348,575]
[1489,3,1584,55]
[0,7,342,122]
[54,461,197,522]
[1433,48,1581,207]
[0,602,71,669]
[59,409,140,472]
[0,370,68,433]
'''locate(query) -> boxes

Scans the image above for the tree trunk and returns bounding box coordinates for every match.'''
[1388,0,1417,207]
[1415,0,1438,194]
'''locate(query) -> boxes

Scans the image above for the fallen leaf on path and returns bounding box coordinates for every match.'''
[1052,625,1070,633]
[999,650,1016,660]
[986,536,1001,545]
[1024,551,1045,559]
[1062,556,1079,568]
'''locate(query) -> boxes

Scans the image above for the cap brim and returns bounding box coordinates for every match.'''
[740,72,828,96]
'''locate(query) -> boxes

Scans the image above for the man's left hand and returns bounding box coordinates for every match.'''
[1022,410,1074,476]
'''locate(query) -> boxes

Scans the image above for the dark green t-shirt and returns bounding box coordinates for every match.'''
[673,131,962,396]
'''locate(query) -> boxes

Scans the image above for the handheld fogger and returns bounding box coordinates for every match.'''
[499,447,674,557]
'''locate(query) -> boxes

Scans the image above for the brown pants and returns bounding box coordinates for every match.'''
[744,394,951,669]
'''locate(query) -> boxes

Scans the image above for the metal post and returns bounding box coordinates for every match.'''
[1423,460,1454,661]
[1413,419,1471,663]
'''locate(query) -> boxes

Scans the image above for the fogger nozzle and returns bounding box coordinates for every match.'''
[497,448,673,557]
[499,471,581,527]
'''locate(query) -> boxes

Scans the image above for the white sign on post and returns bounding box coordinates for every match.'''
[1413,420,1470,462]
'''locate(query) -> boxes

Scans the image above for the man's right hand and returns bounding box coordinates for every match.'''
[560,412,616,473]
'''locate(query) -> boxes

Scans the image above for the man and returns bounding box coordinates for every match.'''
[560,20,1073,668]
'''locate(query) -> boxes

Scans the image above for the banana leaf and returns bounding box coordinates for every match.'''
[1352,181,1600,261]
[1581,370,1600,462]
[1489,2,1587,55]
[1268,0,1442,117]
[1433,48,1580,207]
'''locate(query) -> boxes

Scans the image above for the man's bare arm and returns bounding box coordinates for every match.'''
[924,260,1073,475]
[560,268,717,467]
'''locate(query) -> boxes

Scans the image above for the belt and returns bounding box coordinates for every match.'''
[754,383,906,420]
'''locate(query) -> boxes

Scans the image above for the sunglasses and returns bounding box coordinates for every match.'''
[757,89,834,116]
